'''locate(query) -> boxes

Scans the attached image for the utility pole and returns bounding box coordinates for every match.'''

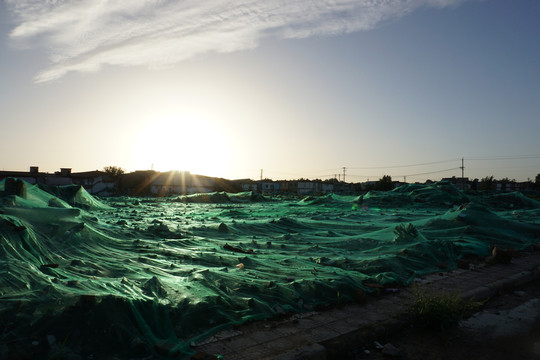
[342,167,346,183]
[403,176,407,183]
[260,169,263,181]
[460,158,465,190]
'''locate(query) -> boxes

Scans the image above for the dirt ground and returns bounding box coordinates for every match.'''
[348,278,540,360]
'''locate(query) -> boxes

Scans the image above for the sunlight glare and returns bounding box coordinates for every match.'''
[131,114,231,176]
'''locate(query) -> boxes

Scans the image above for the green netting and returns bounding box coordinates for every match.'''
[358,181,470,208]
[38,183,112,210]
[170,191,269,203]
[1,178,539,358]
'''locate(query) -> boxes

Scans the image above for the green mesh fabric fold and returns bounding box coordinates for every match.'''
[1,178,539,358]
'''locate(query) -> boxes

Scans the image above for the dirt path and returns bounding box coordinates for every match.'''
[349,279,540,359]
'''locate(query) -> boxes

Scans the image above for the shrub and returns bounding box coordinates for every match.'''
[410,286,483,331]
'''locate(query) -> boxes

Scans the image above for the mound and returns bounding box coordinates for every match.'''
[229,191,270,202]
[299,193,351,206]
[38,183,111,210]
[1,180,539,358]
[0,178,71,208]
[476,192,540,210]
[174,191,231,203]
[172,191,270,204]
[356,181,470,208]
[356,191,413,208]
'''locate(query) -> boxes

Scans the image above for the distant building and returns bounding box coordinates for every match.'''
[149,171,190,196]
[297,181,334,195]
[120,170,158,196]
[261,181,280,194]
[441,176,470,190]
[0,167,74,186]
[146,171,238,196]
[0,167,46,185]
[6,165,532,198]
[278,181,298,194]
[359,181,377,191]
[188,174,219,194]
[71,170,116,196]
[240,182,258,192]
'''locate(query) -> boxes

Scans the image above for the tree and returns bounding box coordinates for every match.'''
[500,177,516,184]
[103,166,125,177]
[375,175,393,191]
[535,173,540,189]
[478,176,494,191]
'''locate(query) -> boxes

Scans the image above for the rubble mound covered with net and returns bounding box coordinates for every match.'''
[1,178,539,358]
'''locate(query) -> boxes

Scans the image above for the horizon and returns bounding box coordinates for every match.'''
[1,0,539,182]
[2,163,537,184]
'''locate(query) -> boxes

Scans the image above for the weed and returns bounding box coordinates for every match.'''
[410,286,483,331]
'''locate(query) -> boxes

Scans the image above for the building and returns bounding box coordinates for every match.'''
[0,166,74,186]
[260,181,280,194]
[71,170,116,196]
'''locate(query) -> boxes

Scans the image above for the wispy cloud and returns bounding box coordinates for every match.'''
[6,0,470,83]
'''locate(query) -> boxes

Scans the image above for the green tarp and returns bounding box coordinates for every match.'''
[1,178,539,358]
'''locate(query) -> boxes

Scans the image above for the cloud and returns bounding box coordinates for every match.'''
[6,0,470,83]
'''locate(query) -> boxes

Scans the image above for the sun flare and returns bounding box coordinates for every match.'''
[131,114,231,176]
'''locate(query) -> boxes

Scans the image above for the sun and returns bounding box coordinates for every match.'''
[131,114,231,176]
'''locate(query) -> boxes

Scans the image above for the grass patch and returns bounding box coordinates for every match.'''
[410,286,484,331]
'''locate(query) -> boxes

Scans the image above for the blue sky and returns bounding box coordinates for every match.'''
[1,0,539,182]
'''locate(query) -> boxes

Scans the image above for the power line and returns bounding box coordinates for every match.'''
[461,158,465,190]
[249,154,539,181]
[467,154,540,161]
[348,159,460,170]
[396,167,461,178]
[262,169,339,176]
[346,167,461,180]
[346,154,540,171]
[341,168,459,181]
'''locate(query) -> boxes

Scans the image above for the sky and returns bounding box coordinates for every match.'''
[1,0,539,183]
